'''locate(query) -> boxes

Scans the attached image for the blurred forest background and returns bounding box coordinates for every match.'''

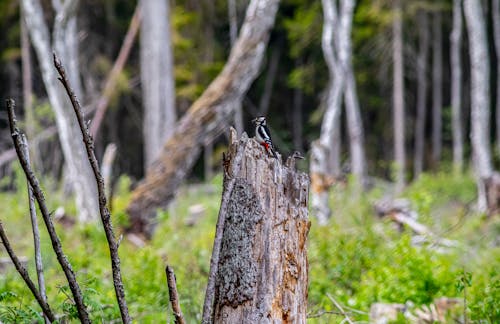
[0,0,500,322]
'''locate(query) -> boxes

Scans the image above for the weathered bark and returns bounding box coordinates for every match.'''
[206,130,310,323]
[140,0,176,169]
[127,0,280,237]
[414,10,429,178]
[464,0,493,211]
[339,0,366,188]
[392,0,406,191]
[493,0,500,155]
[431,12,443,167]
[450,0,464,174]
[21,0,99,222]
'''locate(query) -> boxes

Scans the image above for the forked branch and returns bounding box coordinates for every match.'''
[6,98,89,323]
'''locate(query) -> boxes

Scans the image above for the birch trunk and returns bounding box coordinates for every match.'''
[127,0,280,237]
[464,0,493,211]
[414,10,429,178]
[339,0,366,188]
[431,12,443,166]
[310,0,343,225]
[451,0,464,174]
[392,0,405,192]
[493,0,500,155]
[140,0,176,169]
[208,130,310,323]
[21,0,99,222]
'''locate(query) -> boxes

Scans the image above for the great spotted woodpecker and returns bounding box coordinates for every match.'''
[252,116,278,158]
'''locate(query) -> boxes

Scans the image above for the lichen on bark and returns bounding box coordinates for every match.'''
[217,178,263,307]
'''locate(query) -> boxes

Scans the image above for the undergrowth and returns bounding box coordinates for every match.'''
[0,171,499,323]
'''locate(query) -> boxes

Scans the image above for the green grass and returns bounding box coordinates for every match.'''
[1,171,499,323]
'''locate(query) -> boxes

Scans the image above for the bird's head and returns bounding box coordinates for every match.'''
[252,116,267,126]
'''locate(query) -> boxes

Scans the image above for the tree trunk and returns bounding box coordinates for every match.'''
[392,0,405,192]
[140,0,176,169]
[21,0,99,222]
[339,0,366,188]
[493,0,500,155]
[258,45,281,115]
[228,0,244,135]
[127,0,280,237]
[207,129,309,323]
[292,61,303,152]
[21,9,43,171]
[414,10,429,178]
[464,0,493,211]
[310,0,343,225]
[431,12,443,167]
[450,0,464,174]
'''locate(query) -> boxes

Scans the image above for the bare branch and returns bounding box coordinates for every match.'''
[53,55,131,324]
[326,293,354,324]
[22,136,49,323]
[165,265,186,324]
[6,98,90,323]
[0,222,56,322]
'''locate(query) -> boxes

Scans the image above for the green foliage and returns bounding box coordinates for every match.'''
[1,171,499,322]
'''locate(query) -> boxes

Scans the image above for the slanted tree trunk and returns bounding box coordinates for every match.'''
[431,12,443,167]
[450,0,464,174]
[127,0,280,237]
[205,129,310,323]
[21,0,99,222]
[464,0,493,211]
[140,0,176,169]
[414,10,429,178]
[493,0,500,155]
[392,0,406,192]
[339,0,367,188]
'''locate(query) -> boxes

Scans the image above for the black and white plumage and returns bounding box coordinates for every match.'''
[252,116,278,158]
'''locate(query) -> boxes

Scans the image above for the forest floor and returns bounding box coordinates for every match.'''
[0,170,499,323]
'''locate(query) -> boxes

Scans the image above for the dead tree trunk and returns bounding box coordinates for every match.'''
[203,129,310,323]
[127,0,280,237]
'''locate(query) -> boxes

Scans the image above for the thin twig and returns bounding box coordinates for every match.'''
[22,135,49,324]
[166,265,186,324]
[0,222,56,322]
[201,128,246,324]
[54,54,131,324]
[6,98,90,323]
[326,293,354,324]
[307,309,343,318]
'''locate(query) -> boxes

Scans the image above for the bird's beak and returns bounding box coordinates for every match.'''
[251,117,257,123]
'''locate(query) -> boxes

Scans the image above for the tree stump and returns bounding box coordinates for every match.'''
[207,128,310,323]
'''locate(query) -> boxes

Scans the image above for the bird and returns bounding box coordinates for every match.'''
[252,116,278,158]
